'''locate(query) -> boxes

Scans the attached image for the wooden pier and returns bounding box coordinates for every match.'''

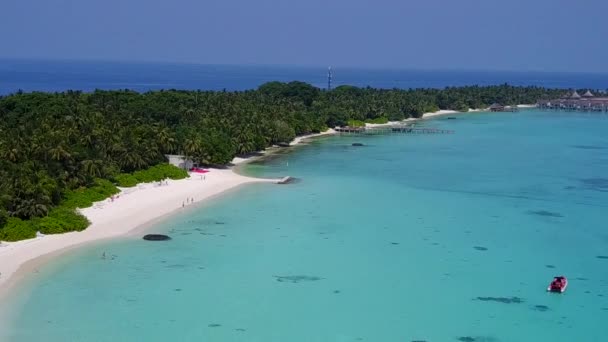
[335,124,454,135]
[277,176,293,184]
[537,102,608,112]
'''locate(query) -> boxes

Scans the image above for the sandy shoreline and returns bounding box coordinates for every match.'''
[364,108,482,128]
[0,107,494,303]
[0,128,341,302]
[0,170,276,296]
[229,129,337,165]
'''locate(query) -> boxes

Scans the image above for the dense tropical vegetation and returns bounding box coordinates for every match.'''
[0,82,563,241]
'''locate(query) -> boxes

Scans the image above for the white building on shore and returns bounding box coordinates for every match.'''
[165,154,194,170]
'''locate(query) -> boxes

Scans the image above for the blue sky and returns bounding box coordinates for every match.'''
[2,0,607,72]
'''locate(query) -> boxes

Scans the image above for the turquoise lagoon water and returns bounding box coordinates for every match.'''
[3,110,608,342]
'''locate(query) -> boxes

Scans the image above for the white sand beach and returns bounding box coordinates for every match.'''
[364,110,460,128]
[0,109,485,297]
[230,129,337,165]
[290,128,336,146]
[421,108,478,119]
[0,128,343,298]
[0,169,277,296]
[364,108,477,129]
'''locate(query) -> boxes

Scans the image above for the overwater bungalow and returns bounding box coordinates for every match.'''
[537,90,608,112]
[489,103,505,112]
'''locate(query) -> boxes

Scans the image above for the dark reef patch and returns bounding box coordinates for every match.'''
[527,210,563,218]
[143,234,171,241]
[597,256,608,259]
[532,305,550,312]
[274,275,324,283]
[473,246,488,251]
[580,178,608,192]
[457,337,497,342]
[192,218,226,226]
[572,145,606,150]
[476,296,524,304]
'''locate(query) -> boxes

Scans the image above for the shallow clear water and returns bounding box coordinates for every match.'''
[3,110,608,342]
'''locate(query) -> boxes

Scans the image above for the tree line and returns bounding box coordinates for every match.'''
[0,82,563,236]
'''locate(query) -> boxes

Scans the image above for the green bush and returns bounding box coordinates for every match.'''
[62,179,120,209]
[0,217,36,241]
[114,173,139,187]
[153,163,189,179]
[36,208,90,234]
[365,117,389,124]
[137,164,188,182]
[0,209,8,228]
[0,164,187,241]
[115,163,188,186]
[347,119,365,127]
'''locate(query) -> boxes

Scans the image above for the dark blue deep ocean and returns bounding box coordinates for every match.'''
[1,59,607,94]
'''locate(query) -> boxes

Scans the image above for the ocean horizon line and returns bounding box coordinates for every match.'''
[2,57,608,76]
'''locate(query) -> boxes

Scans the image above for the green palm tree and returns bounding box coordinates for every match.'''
[81,160,103,178]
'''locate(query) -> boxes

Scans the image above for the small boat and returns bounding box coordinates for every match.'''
[547,276,568,293]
